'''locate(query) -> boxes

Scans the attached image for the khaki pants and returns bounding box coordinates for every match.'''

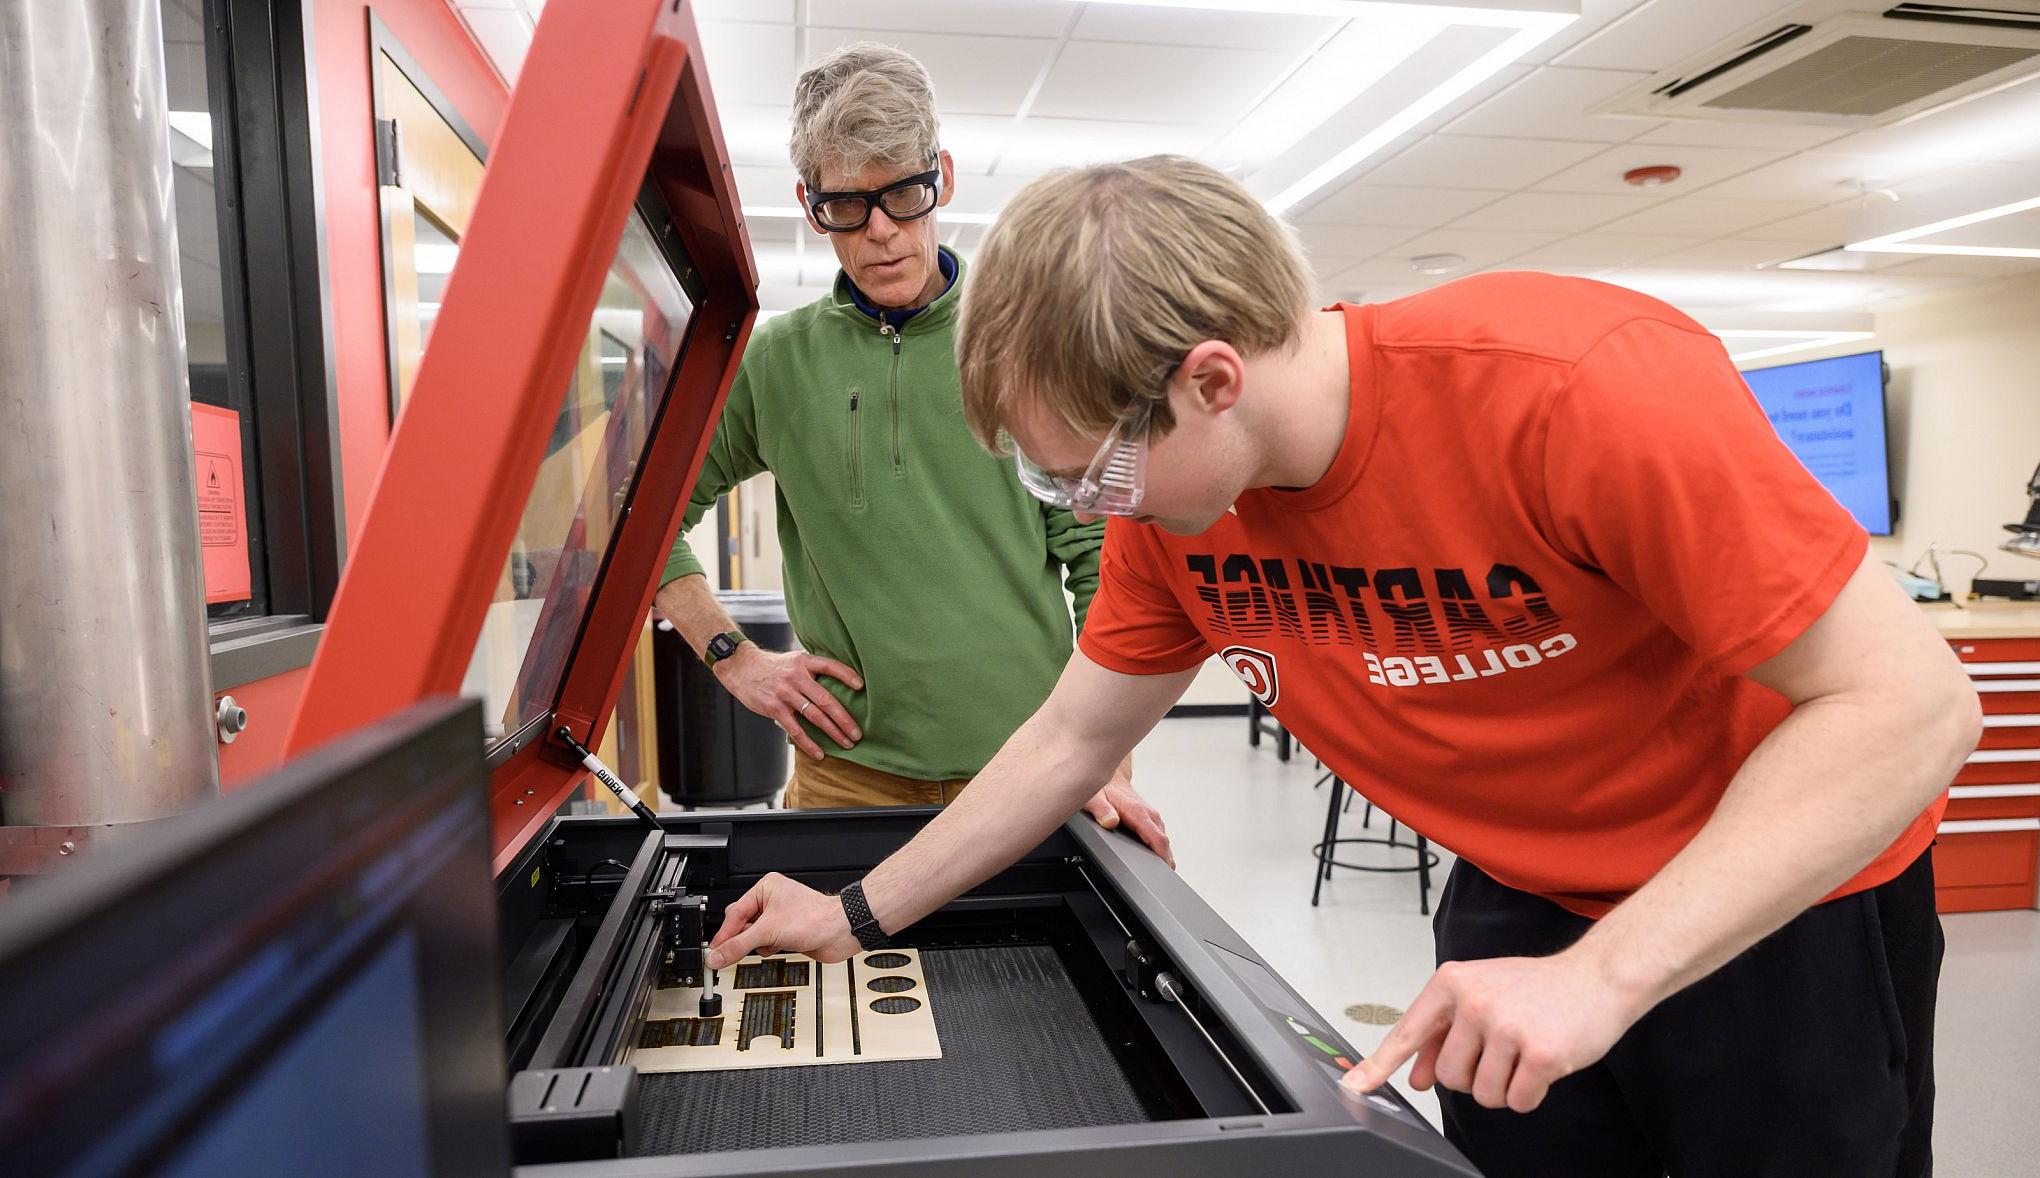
[783,754,972,809]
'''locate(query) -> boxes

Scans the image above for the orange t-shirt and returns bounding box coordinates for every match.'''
[1080,274,1941,918]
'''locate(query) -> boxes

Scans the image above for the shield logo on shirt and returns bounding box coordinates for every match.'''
[1219,645,1279,707]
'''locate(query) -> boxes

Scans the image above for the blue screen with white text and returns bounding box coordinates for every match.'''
[1740,350,1892,535]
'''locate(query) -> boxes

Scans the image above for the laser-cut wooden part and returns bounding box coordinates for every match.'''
[632,950,940,1073]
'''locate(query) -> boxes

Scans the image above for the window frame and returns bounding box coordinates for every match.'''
[200,0,346,689]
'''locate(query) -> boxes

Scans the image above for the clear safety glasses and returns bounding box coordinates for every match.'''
[1011,406,1152,516]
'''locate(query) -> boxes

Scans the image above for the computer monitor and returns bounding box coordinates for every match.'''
[0,698,509,1178]
[1739,349,1895,535]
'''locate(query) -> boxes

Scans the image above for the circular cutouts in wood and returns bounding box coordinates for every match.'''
[863,952,910,969]
[869,996,922,1015]
[867,975,917,994]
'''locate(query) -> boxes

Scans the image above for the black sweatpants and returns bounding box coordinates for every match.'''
[1432,850,1942,1178]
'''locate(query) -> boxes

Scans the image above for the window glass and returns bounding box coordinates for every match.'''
[457,211,695,739]
[164,0,268,619]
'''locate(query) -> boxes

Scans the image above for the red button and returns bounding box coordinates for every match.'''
[1333,1057,1353,1070]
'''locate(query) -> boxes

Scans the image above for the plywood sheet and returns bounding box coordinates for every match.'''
[631,950,941,1073]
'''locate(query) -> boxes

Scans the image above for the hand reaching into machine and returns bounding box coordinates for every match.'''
[706,873,860,969]
[715,644,864,762]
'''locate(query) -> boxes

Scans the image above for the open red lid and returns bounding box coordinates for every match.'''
[286,0,756,870]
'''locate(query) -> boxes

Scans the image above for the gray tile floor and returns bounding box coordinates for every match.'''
[1133,716,2040,1176]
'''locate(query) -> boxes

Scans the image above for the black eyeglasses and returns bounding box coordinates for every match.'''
[805,167,942,233]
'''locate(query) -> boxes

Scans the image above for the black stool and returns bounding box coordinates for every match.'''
[1247,696,1290,761]
[1310,775,1437,914]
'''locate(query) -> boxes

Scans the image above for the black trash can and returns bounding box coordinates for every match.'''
[653,591,795,808]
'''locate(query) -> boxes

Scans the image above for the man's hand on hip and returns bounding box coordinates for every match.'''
[715,645,864,761]
[1081,759,1174,867]
[707,872,860,968]
[1343,950,1646,1113]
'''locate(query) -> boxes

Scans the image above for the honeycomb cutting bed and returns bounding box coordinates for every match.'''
[633,944,1154,1155]
[631,948,940,1074]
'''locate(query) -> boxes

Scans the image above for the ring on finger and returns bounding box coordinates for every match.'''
[798,700,813,715]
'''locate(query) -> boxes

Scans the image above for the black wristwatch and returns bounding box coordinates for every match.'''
[838,880,890,950]
[701,630,749,668]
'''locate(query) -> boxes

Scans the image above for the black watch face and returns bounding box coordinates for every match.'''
[708,634,737,660]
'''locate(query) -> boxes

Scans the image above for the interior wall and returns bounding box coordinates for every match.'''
[1870,270,2040,582]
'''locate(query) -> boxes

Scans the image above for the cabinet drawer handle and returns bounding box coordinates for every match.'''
[1949,784,2040,799]
[1963,661,2040,677]
[1981,715,2040,728]
[1938,818,2040,834]
[1966,749,2040,764]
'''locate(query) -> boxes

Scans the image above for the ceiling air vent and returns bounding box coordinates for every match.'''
[1597,3,2040,127]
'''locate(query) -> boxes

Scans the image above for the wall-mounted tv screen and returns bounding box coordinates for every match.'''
[1739,350,1893,536]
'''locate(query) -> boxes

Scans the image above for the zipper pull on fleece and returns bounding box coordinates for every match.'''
[880,322,901,355]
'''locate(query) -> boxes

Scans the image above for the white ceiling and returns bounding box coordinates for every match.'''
[450,0,2040,332]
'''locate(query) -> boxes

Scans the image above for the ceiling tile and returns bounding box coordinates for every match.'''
[1295,225,1424,259]
[1359,135,1608,191]
[1629,119,1853,152]
[1514,0,1654,65]
[699,20,796,106]
[1379,227,1569,269]
[735,165,801,209]
[805,29,1054,116]
[1326,282,1427,304]
[1509,233,1700,270]
[1735,203,1860,243]
[1450,190,1663,233]
[1596,196,1811,237]
[1873,254,2040,278]
[942,172,1043,217]
[1647,238,1829,269]
[1442,66,1656,143]
[717,103,792,168]
[809,0,1076,38]
[459,8,532,83]
[1696,152,1934,203]
[990,117,1214,176]
[1811,92,2040,165]
[691,0,793,21]
[1294,183,1502,228]
[1531,142,1779,196]
[936,114,1016,176]
[1552,0,1801,72]
[745,217,803,246]
[1071,6,1336,53]
[1032,42,1294,124]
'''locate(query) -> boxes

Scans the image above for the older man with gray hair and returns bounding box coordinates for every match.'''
[654,43,1166,856]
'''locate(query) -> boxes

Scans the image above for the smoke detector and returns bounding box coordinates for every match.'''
[1624,165,1683,187]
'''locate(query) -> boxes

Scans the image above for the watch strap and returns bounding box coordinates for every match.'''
[701,630,749,667]
[838,880,889,950]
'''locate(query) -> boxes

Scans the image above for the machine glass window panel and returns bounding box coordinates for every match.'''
[456,211,695,743]
[164,0,268,619]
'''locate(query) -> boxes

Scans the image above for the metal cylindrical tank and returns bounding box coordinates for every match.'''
[0,0,220,828]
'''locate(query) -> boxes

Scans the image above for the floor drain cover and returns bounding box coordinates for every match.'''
[1345,1003,1403,1026]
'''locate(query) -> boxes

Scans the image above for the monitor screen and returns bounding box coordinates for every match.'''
[1739,350,1893,535]
[0,699,508,1178]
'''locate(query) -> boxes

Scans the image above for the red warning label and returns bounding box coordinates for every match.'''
[191,403,251,604]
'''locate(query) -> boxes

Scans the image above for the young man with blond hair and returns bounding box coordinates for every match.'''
[707,154,1977,1176]
[653,44,1163,855]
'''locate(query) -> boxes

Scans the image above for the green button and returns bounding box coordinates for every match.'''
[1303,1035,1341,1056]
